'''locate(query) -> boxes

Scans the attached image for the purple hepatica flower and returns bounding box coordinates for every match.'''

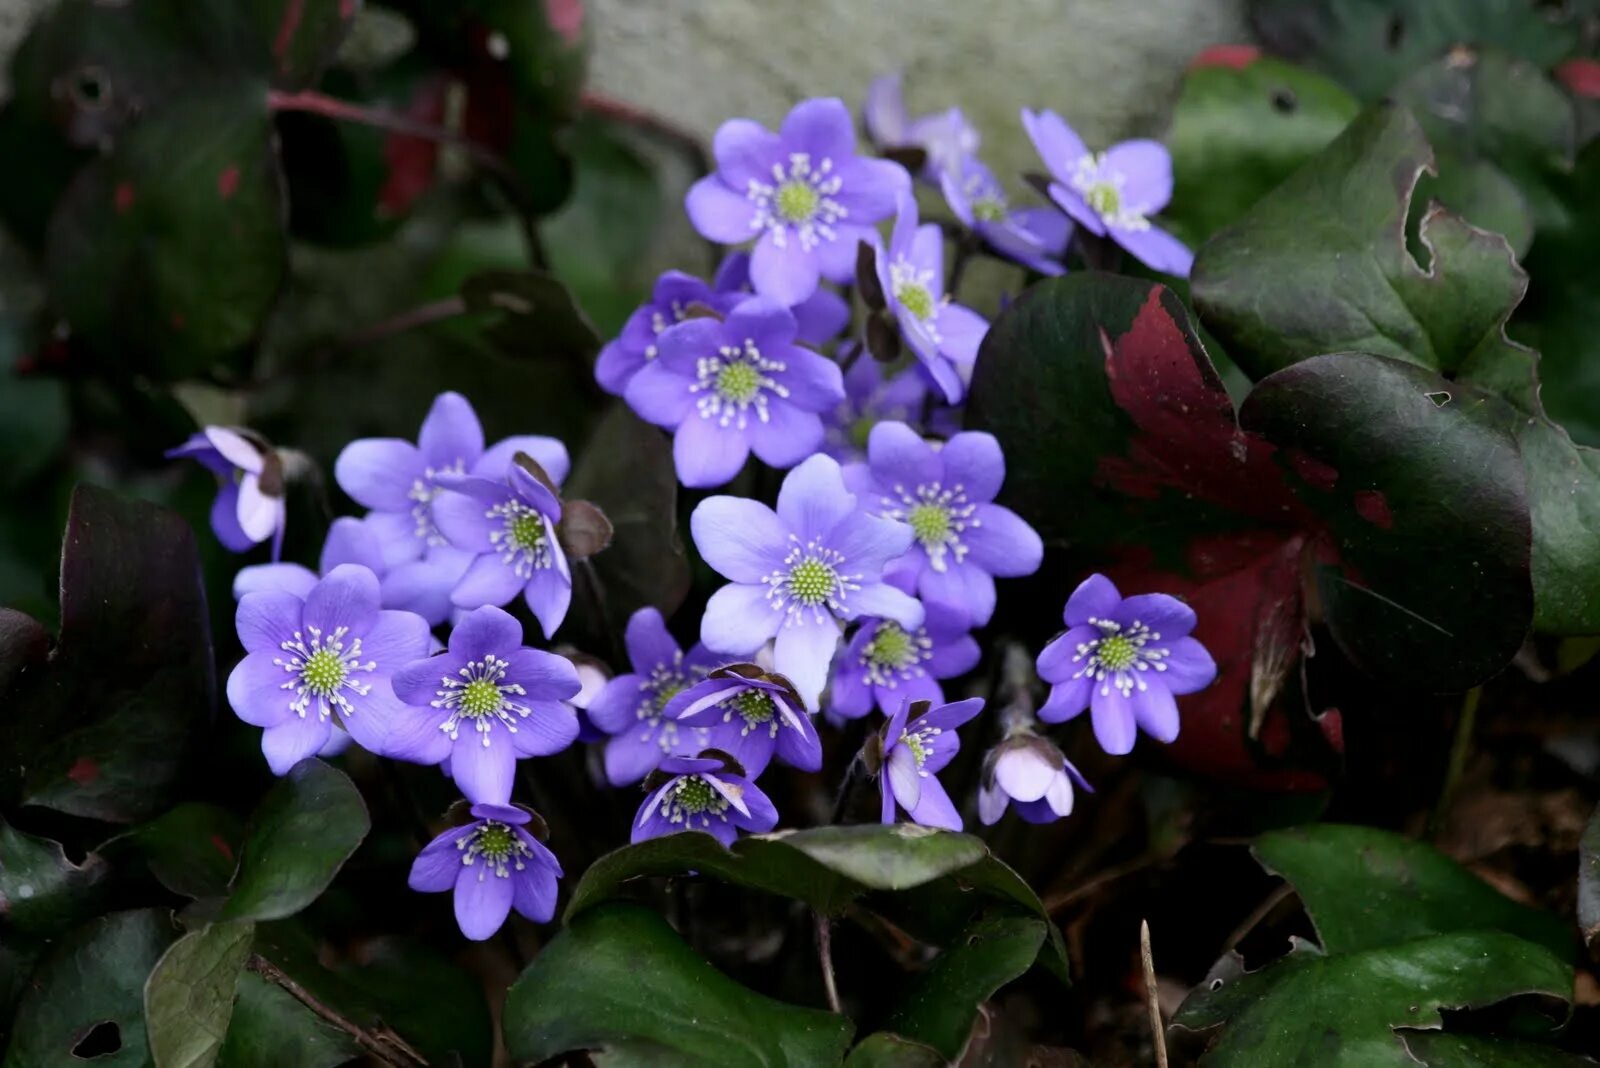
[1035,573,1218,756]
[389,605,581,804]
[850,422,1043,629]
[234,515,470,628]
[878,697,984,831]
[713,252,849,347]
[594,271,742,397]
[863,73,981,181]
[822,357,933,464]
[874,193,989,404]
[940,157,1072,276]
[625,296,845,489]
[830,598,980,721]
[334,391,569,571]
[167,427,286,558]
[662,665,820,778]
[408,802,561,940]
[632,755,778,846]
[585,606,722,785]
[1021,108,1193,277]
[692,453,923,710]
[432,462,571,638]
[977,732,1091,825]
[686,97,909,305]
[227,564,431,774]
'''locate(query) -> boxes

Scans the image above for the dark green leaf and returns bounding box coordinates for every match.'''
[215,972,361,1068]
[239,0,361,89]
[1171,931,1571,1066]
[219,760,369,922]
[340,938,494,1067]
[144,921,255,1068]
[0,817,110,938]
[883,916,1046,1061]
[1400,1031,1599,1066]
[0,485,214,823]
[98,803,245,900]
[45,83,286,378]
[1166,55,1359,244]
[843,1033,946,1067]
[0,307,69,489]
[1238,353,1532,684]
[504,902,854,1067]
[461,267,603,363]
[1255,824,1572,959]
[4,908,178,1067]
[1581,802,1600,950]
[1413,160,1533,258]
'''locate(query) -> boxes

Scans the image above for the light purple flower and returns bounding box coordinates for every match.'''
[1035,574,1218,755]
[873,194,989,404]
[940,157,1072,275]
[877,697,984,831]
[408,802,561,940]
[334,391,569,571]
[685,97,910,305]
[691,453,923,710]
[594,271,742,397]
[431,463,571,638]
[662,666,820,778]
[624,296,845,489]
[977,732,1091,825]
[631,755,779,846]
[585,607,722,785]
[167,427,286,558]
[713,252,850,347]
[226,564,432,774]
[389,605,581,804]
[829,597,980,721]
[1021,108,1193,277]
[847,422,1042,629]
[233,515,471,627]
[822,357,933,464]
[863,73,981,181]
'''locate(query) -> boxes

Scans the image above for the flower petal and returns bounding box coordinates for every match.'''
[887,743,921,813]
[867,420,941,489]
[453,865,514,940]
[776,453,853,541]
[448,604,522,661]
[236,590,302,654]
[994,747,1056,802]
[335,439,424,512]
[747,405,825,469]
[1089,683,1137,756]
[686,176,757,244]
[623,607,678,674]
[1160,636,1217,695]
[450,555,523,610]
[511,865,559,923]
[724,295,798,350]
[382,548,473,626]
[261,716,329,776]
[847,582,924,630]
[477,435,570,486]
[1112,222,1193,278]
[1036,625,1099,683]
[932,303,989,367]
[1113,593,1197,639]
[779,97,854,162]
[1131,683,1180,743]
[1021,108,1088,185]
[691,496,789,582]
[964,504,1043,578]
[1064,573,1122,627]
[774,705,822,771]
[701,582,782,655]
[939,431,1005,503]
[524,564,572,640]
[773,617,841,711]
[233,563,318,601]
[714,117,783,189]
[1103,139,1173,214]
[673,417,751,489]
[418,392,485,470]
[774,346,846,411]
[750,231,821,306]
[623,361,695,429]
[908,774,961,831]
[793,285,849,345]
[509,701,580,757]
[450,732,517,804]
[432,491,498,553]
[235,474,281,543]
[605,724,664,786]
[831,157,909,222]
[227,651,293,727]
[303,564,382,637]
[408,827,471,891]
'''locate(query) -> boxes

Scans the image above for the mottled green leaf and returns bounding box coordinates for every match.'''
[0,817,110,938]
[98,803,244,901]
[145,921,255,1068]
[843,1033,946,1067]
[214,972,361,1068]
[1400,1031,1599,1066]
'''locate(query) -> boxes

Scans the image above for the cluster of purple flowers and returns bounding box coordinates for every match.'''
[171,79,1211,943]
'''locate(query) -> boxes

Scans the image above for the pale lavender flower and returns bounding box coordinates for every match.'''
[877,697,984,831]
[1035,574,1218,755]
[624,296,844,489]
[584,607,721,785]
[691,453,922,710]
[1022,108,1192,276]
[594,271,742,397]
[408,802,561,940]
[226,564,431,774]
[662,665,821,778]
[873,193,989,403]
[631,755,778,846]
[829,595,979,721]
[978,732,1091,825]
[686,97,910,305]
[167,426,286,558]
[940,156,1072,275]
[863,73,981,181]
[847,422,1042,629]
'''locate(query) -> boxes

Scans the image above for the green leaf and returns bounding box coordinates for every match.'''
[1193,104,1527,381]
[1581,802,1600,951]
[215,972,361,1068]
[0,310,69,490]
[1237,352,1532,684]
[0,817,109,939]
[144,921,255,1068]
[843,1033,946,1067]
[1413,160,1533,258]
[461,267,603,363]
[219,760,369,922]
[0,485,214,823]
[1254,824,1572,959]
[4,908,178,1067]
[44,83,286,378]
[1166,55,1360,244]
[503,902,854,1067]
[883,916,1046,1061]
[239,0,361,89]
[98,803,245,900]
[1399,1031,1600,1066]
[339,939,494,1067]
[1172,930,1571,1066]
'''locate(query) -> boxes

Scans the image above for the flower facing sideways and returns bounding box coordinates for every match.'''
[167,426,287,558]
[978,731,1092,825]
[632,755,779,846]
[877,697,985,831]
[662,664,821,778]
[408,802,561,940]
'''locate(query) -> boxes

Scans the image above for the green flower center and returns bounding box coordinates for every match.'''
[301,648,348,697]
[674,775,719,814]
[775,180,820,224]
[866,623,916,670]
[508,512,545,552]
[1098,634,1136,671]
[651,680,686,714]
[731,689,775,726]
[458,677,504,718]
[894,281,935,321]
[788,558,838,605]
[972,195,1007,222]
[908,503,951,547]
[474,823,517,861]
[1086,180,1120,218]
[900,729,930,768]
[716,360,762,403]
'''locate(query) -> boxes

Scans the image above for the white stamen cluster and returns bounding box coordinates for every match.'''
[408,460,467,546]
[634,654,708,755]
[763,535,861,624]
[746,152,846,250]
[860,621,934,688]
[457,820,534,880]
[899,721,944,775]
[658,774,732,829]
[433,653,532,747]
[690,337,788,429]
[882,480,978,572]
[275,625,375,721]
[1070,617,1170,699]
[644,299,689,360]
[1069,152,1150,231]
[486,499,554,579]
[888,256,946,330]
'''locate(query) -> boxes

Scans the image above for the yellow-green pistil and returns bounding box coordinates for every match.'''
[1096,633,1137,672]
[866,623,916,670]
[775,180,821,223]
[1085,180,1120,218]
[673,775,720,814]
[731,689,775,727]
[716,360,762,403]
[972,195,1007,223]
[508,512,545,552]
[300,647,347,696]
[458,677,504,718]
[894,281,936,321]
[789,558,838,605]
[907,503,951,548]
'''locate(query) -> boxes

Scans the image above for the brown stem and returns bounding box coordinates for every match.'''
[814,910,842,1013]
[246,954,428,1067]
[1140,920,1169,1068]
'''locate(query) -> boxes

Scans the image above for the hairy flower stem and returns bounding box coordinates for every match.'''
[814,910,842,1013]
